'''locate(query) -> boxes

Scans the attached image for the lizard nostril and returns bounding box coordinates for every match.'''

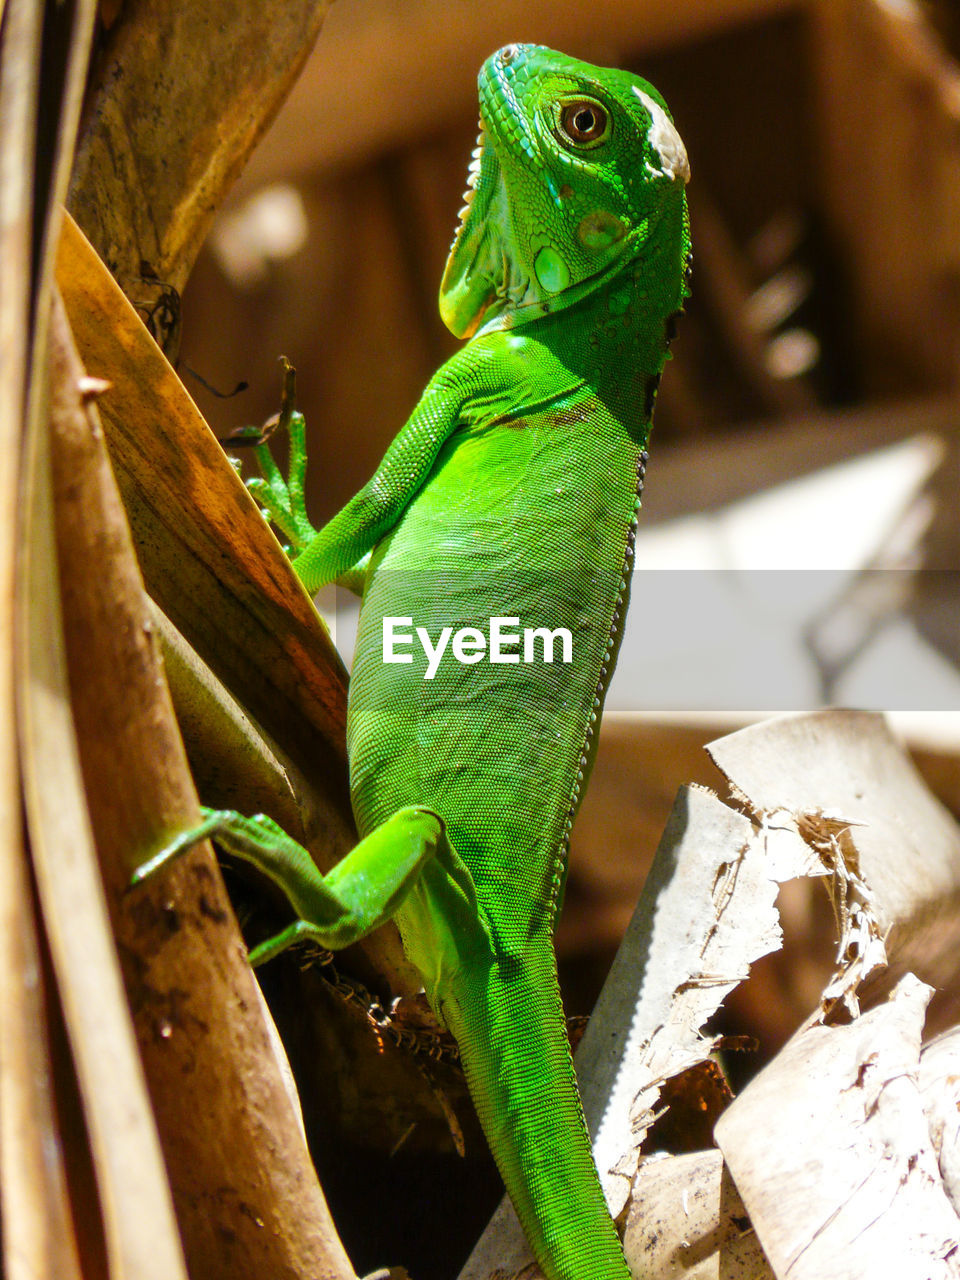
[499,44,519,65]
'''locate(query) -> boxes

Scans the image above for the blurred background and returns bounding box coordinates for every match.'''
[173,1,960,1261]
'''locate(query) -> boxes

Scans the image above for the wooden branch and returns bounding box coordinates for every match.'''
[18,291,191,1280]
[45,286,358,1280]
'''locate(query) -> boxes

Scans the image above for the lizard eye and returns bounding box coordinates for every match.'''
[557,99,610,148]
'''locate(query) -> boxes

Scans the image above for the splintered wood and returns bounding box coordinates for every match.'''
[461,710,960,1280]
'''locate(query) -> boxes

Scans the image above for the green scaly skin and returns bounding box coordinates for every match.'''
[139,45,690,1280]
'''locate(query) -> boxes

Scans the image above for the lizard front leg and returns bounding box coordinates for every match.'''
[236,356,469,598]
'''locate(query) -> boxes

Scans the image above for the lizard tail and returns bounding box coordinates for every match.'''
[447,939,632,1280]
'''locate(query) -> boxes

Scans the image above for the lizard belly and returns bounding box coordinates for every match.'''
[347,402,640,951]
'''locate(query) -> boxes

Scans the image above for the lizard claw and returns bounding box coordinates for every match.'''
[223,358,319,554]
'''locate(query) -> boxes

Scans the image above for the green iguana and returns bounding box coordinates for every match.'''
[135,43,690,1280]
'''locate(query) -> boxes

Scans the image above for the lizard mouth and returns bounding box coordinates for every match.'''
[438,118,505,338]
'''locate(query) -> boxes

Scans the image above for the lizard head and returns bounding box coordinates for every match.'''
[440,44,691,339]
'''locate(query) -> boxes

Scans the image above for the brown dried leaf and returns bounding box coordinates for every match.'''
[68,0,332,342]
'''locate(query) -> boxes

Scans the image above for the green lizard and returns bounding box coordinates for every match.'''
[136,44,690,1280]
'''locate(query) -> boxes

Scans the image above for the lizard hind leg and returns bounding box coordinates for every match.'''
[130,805,464,961]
